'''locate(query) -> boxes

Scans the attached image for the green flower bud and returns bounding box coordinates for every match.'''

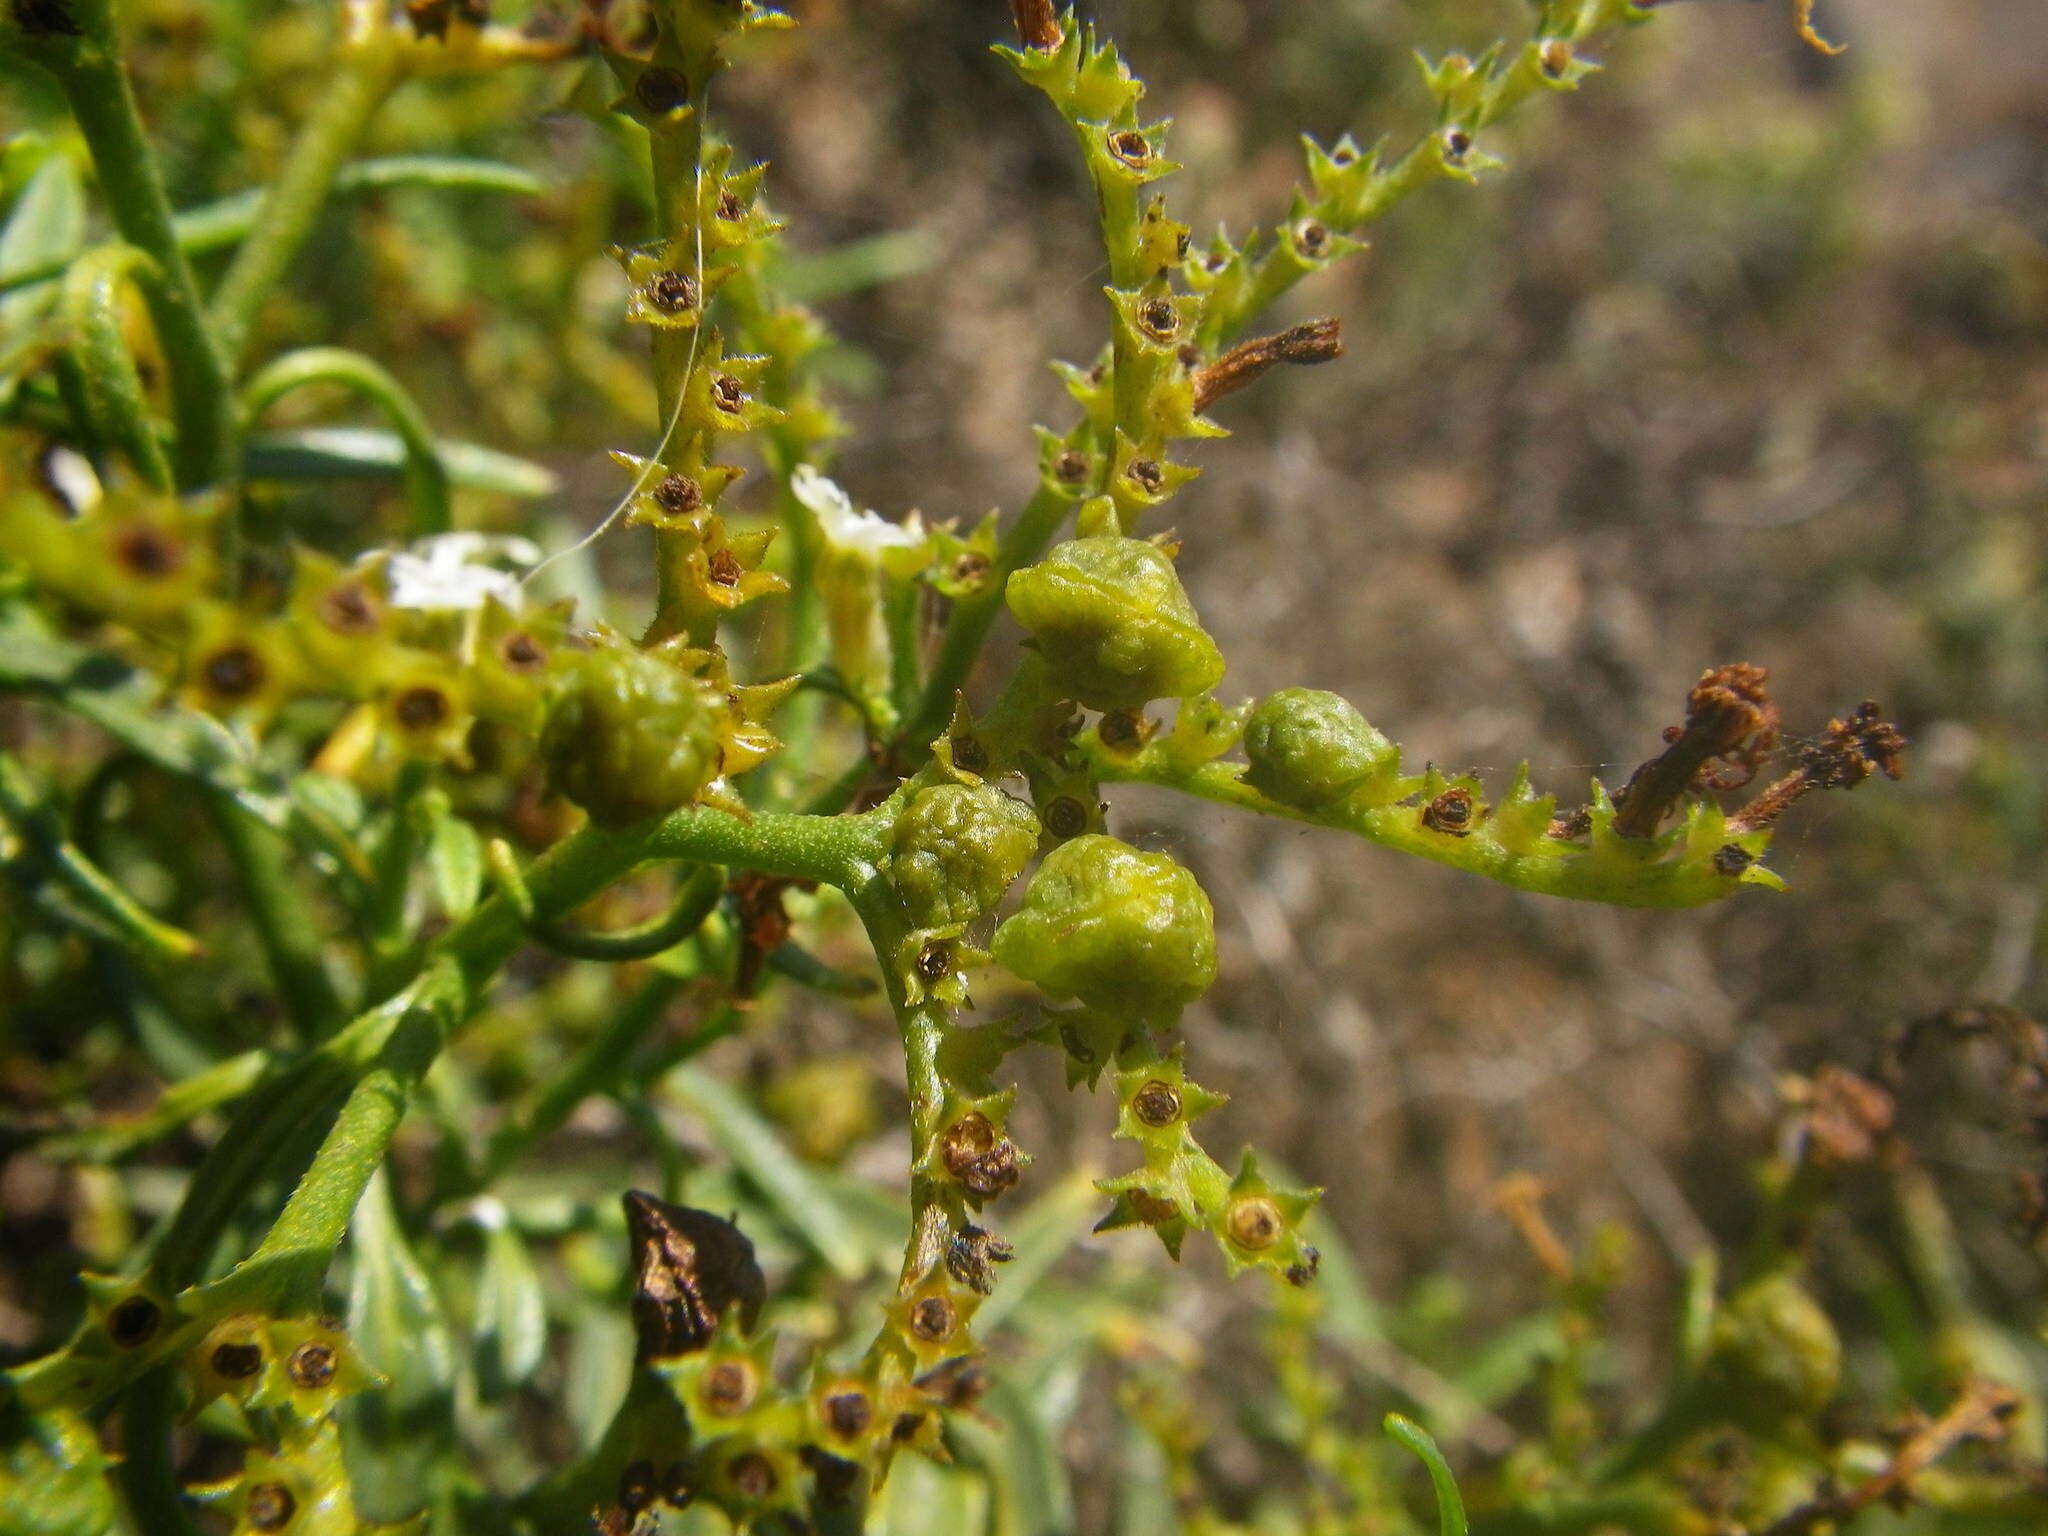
[1005,536,1223,712]
[542,646,722,827]
[1242,687,1399,811]
[991,834,1216,1024]
[1707,1273,1840,1420]
[890,782,1040,927]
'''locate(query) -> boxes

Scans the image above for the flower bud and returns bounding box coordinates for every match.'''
[890,782,1040,928]
[541,646,722,826]
[991,834,1216,1024]
[1242,688,1400,811]
[1005,537,1224,712]
[1707,1273,1840,1420]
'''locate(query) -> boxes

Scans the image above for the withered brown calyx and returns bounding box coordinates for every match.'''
[623,1191,766,1361]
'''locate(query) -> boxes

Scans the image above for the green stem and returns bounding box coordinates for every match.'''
[206,791,348,1040]
[241,347,452,536]
[240,993,448,1314]
[877,482,1070,785]
[58,244,175,490]
[488,843,722,961]
[0,749,202,963]
[119,1369,206,1536]
[848,881,953,1291]
[206,40,398,368]
[16,0,235,489]
[1083,732,1765,909]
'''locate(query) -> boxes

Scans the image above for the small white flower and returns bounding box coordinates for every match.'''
[791,464,926,560]
[380,532,542,612]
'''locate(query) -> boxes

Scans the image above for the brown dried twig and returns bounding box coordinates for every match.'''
[1609,664,1779,839]
[1756,1379,2019,1536]
[1191,318,1344,411]
[1009,0,1062,51]
[1729,701,1906,834]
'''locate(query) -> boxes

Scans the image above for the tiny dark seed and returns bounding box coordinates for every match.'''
[286,1340,336,1390]
[716,190,745,221]
[1285,1246,1322,1287]
[1443,127,1472,161]
[726,1450,778,1501]
[1137,298,1178,339]
[1538,39,1571,76]
[1108,128,1151,165]
[114,526,181,579]
[891,1411,926,1443]
[1227,1197,1283,1251]
[1096,711,1143,752]
[653,472,703,515]
[908,1296,955,1342]
[663,1462,696,1508]
[635,66,688,116]
[1053,450,1090,483]
[211,1341,264,1380]
[1129,1190,1179,1225]
[317,583,379,634]
[246,1482,296,1532]
[1044,796,1088,839]
[949,735,990,775]
[707,548,744,587]
[1713,843,1755,876]
[914,939,953,982]
[702,1359,755,1415]
[1294,220,1330,257]
[393,686,451,731]
[202,646,266,700]
[1422,788,1474,836]
[822,1389,873,1440]
[107,1295,160,1348]
[1126,459,1165,495]
[1203,252,1229,273]
[951,550,991,585]
[1332,144,1358,166]
[619,1459,658,1512]
[500,632,547,672]
[645,269,699,314]
[711,375,746,414]
[1132,1079,1181,1127]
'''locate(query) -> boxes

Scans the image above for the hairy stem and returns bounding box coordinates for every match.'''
[16,0,235,489]
[206,9,398,368]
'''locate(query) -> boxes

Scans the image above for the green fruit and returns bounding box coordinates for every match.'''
[891,782,1040,927]
[1707,1273,1840,1420]
[1005,536,1223,712]
[992,834,1216,1023]
[542,646,722,826]
[1242,688,1398,811]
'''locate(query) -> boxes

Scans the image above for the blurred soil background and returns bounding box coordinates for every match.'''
[6,0,2048,1512]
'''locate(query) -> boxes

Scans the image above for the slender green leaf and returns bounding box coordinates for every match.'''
[0,157,83,331]
[1385,1414,1469,1536]
[471,1199,548,1402]
[40,1050,269,1162]
[427,808,485,920]
[243,427,558,499]
[344,1171,456,1524]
